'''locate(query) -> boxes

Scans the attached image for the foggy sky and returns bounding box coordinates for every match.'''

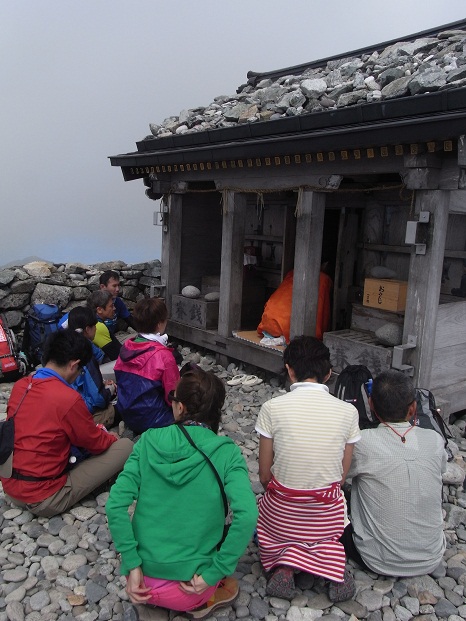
[1,1,465,267]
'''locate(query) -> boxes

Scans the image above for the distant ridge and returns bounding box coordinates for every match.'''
[0,256,51,269]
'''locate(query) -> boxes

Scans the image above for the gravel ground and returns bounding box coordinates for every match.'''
[1,345,466,621]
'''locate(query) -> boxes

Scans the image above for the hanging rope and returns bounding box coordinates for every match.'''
[256,192,265,225]
[173,182,407,195]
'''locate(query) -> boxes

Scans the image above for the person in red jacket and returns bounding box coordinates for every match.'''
[1,330,133,518]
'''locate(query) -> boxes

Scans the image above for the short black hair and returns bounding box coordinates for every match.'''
[283,335,331,383]
[99,270,120,286]
[42,330,93,368]
[68,306,97,332]
[371,370,416,422]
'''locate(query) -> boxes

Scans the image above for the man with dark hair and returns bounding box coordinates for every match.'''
[0,330,133,517]
[255,336,360,602]
[343,369,446,576]
[99,270,135,332]
[87,290,122,361]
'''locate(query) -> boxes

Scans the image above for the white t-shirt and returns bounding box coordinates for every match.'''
[256,382,360,489]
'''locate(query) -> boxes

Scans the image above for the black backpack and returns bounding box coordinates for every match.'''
[412,388,452,459]
[22,303,62,366]
[334,365,376,430]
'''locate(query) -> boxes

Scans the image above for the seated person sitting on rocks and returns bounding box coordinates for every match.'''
[343,370,447,577]
[256,336,360,602]
[87,290,122,361]
[114,298,180,435]
[106,368,258,619]
[0,330,133,518]
[68,306,117,428]
[257,262,332,343]
[99,270,136,332]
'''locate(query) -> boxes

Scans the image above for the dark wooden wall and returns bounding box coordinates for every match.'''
[180,193,223,290]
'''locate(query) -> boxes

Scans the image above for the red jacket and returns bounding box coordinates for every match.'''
[1,376,117,503]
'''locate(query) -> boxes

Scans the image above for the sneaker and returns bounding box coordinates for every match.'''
[188,577,239,619]
[328,569,356,603]
[266,565,295,599]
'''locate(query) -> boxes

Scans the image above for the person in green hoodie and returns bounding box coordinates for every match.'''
[106,369,258,620]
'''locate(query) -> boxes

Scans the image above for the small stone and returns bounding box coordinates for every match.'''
[3,509,23,520]
[5,601,24,621]
[85,581,109,604]
[70,506,97,521]
[68,594,87,606]
[3,567,28,582]
[250,596,272,619]
[29,590,51,611]
[357,590,384,612]
[62,554,88,573]
[400,597,420,616]
[434,598,459,618]
[286,607,324,621]
[394,605,412,621]
[4,586,26,604]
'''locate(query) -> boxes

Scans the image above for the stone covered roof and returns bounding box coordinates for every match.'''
[144,21,466,143]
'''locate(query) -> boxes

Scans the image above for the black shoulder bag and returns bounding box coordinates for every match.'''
[177,423,230,549]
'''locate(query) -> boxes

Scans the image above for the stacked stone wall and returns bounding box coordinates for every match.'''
[0,259,162,336]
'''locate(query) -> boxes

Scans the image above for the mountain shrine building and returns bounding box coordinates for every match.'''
[110,20,466,417]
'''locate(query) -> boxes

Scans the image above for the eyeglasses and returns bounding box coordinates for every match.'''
[168,390,180,404]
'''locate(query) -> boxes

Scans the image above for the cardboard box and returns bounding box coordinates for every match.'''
[363,278,408,312]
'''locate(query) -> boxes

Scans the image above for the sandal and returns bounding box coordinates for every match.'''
[328,569,356,603]
[188,577,239,619]
[242,375,263,387]
[226,374,247,386]
[266,565,295,599]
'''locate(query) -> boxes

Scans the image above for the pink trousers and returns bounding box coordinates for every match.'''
[144,576,219,611]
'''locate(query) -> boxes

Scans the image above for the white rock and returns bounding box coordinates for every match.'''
[204,291,220,301]
[181,285,201,299]
[443,460,466,486]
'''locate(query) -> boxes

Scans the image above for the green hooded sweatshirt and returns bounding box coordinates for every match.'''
[106,424,258,586]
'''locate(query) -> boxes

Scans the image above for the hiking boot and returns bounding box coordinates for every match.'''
[266,565,295,599]
[328,569,356,603]
[188,577,239,619]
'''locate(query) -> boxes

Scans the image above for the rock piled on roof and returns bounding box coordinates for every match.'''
[146,28,466,140]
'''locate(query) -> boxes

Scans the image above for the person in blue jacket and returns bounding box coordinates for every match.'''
[68,306,117,428]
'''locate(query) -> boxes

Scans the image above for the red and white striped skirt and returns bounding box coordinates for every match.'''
[257,477,346,582]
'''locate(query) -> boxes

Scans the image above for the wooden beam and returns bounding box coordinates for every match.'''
[402,190,450,386]
[218,192,247,338]
[215,175,342,192]
[162,194,182,314]
[290,190,325,339]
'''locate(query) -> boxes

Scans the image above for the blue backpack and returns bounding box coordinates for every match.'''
[24,304,62,366]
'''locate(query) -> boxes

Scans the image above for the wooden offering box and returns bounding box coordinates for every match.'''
[363,278,408,312]
[171,295,219,330]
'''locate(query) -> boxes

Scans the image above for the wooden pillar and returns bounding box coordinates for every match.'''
[161,194,182,315]
[403,190,450,386]
[290,190,326,339]
[218,191,247,338]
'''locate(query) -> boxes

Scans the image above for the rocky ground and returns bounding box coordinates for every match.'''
[1,344,466,621]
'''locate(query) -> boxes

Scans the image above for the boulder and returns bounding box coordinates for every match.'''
[31,283,73,308]
[23,261,53,279]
